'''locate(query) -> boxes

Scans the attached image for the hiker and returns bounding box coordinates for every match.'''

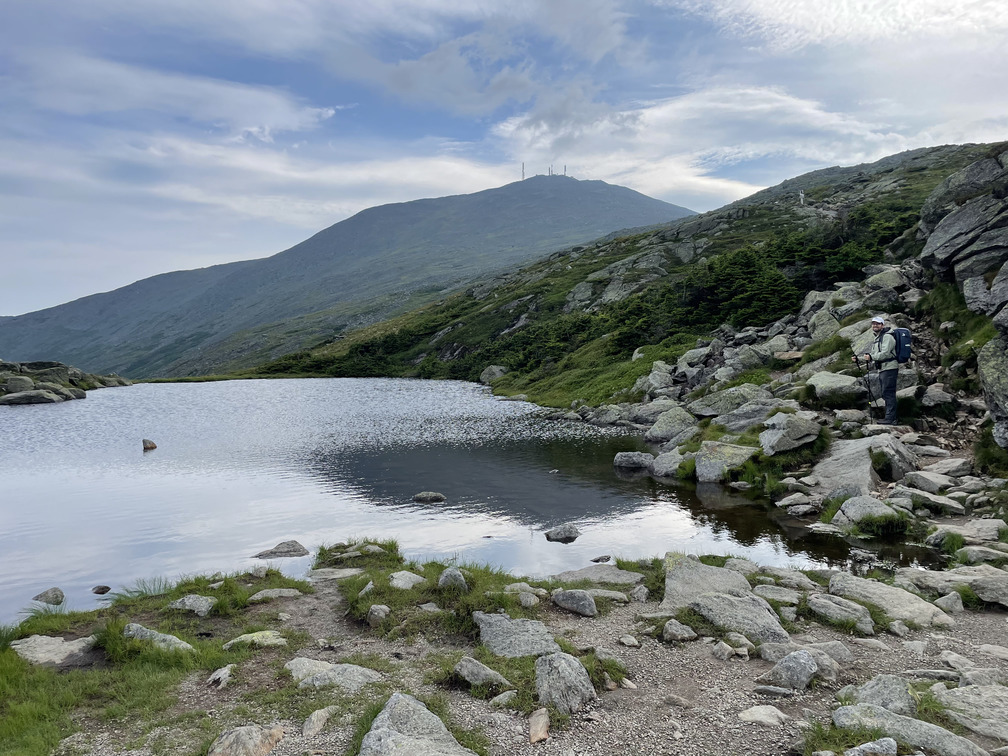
[852,315,899,424]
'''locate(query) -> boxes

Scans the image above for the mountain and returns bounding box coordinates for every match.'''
[0,176,694,377]
[251,142,1006,407]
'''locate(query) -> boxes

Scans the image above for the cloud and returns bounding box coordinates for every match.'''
[659,0,1008,50]
[9,51,335,141]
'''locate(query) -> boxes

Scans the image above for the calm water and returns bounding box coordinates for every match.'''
[0,378,924,624]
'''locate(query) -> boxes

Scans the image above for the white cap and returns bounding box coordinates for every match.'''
[871,316,884,324]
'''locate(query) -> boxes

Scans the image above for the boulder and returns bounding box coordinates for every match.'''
[123,623,194,653]
[693,441,758,482]
[479,365,508,384]
[644,405,698,443]
[920,156,1007,232]
[758,649,817,691]
[752,585,801,606]
[551,589,597,617]
[894,564,1008,609]
[168,594,218,618]
[832,704,988,756]
[613,451,654,471]
[651,449,687,477]
[207,724,284,756]
[550,564,643,585]
[658,553,752,612]
[413,491,447,502]
[811,435,915,496]
[662,618,698,642]
[288,660,383,692]
[31,587,65,605]
[252,540,308,558]
[889,485,965,515]
[389,571,428,590]
[807,594,874,635]
[759,412,821,456]
[845,674,917,716]
[934,684,1008,741]
[688,592,790,644]
[358,692,476,756]
[902,470,956,494]
[806,372,866,404]
[472,612,560,658]
[534,652,597,716]
[222,630,287,651]
[714,400,790,432]
[0,390,63,405]
[925,520,1007,548]
[437,567,469,592]
[453,656,512,690]
[248,588,302,603]
[544,523,581,543]
[829,573,954,627]
[302,706,337,738]
[9,634,97,667]
[687,384,772,417]
[830,496,902,531]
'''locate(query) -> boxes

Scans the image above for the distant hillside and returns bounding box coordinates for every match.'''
[250,142,1005,407]
[0,176,693,377]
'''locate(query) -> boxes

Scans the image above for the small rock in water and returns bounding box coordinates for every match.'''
[591,554,611,563]
[32,587,65,605]
[91,585,111,595]
[142,439,157,451]
[544,523,581,543]
[413,491,446,503]
[252,540,308,559]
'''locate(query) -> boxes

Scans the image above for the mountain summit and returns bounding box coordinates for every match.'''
[0,176,693,377]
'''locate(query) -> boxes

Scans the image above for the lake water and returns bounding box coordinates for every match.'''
[0,378,928,624]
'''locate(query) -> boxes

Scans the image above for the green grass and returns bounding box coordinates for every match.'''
[795,334,851,368]
[974,426,1008,477]
[954,585,984,610]
[802,721,886,756]
[819,495,848,523]
[614,557,664,600]
[851,513,909,539]
[314,538,405,571]
[674,608,721,639]
[941,532,967,555]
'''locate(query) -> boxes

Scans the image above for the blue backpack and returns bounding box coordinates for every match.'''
[891,327,912,363]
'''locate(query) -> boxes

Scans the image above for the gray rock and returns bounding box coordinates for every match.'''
[453,656,512,690]
[585,588,629,603]
[811,435,912,497]
[807,594,874,635]
[307,567,365,581]
[738,705,790,726]
[688,592,790,644]
[222,630,287,651]
[830,573,954,628]
[31,587,65,605]
[847,674,917,716]
[843,737,898,756]
[489,690,517,708]
[628,584,649,602]
[613,451,655,470]
[294,662,383,692]
[693,441,759,482]
[651,449,687,477]
[894,564,1008,609]
[934,685,1008,741]
[413,491,447,503]
[0,390,63,405]
[644,405,698,443]
[123,623,194,652]
[551,589,598,617]
[207,664,235,689]
[831,496,901,530]
[518,592,539,608]
[759,412,822,456]
[760,567,822,592]
[473,612,560,658]
[807,372,867,403]
[9,634,97,666]
[926,519,1008,547]
[438,567,469,592]
[303,706,338,738]
[168,594,218,618]
[758,649,817,691]
[389,571,428,590]
[955,546,1008,565]
[544,523,581,543]
[903,470,957,494]
[753,584,801,605]
[923,457,973,477]
[687,384,773,419]
[659,553,752,612]
[534,652,597,716]
[833,703,988,756]
[367,605,390,627]
[662,618,698,642]
[359,692,476,756]
[207,724,284,756]
[248,588,302,603]
[252,540,308,558]
[712,640,735,660]
[715,400,786,432]
[550,564,643,585]
[979,335,1008,450]
[480,365,508,384]
[934,592,965,614]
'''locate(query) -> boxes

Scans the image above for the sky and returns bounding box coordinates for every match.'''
[1,1,1006,316]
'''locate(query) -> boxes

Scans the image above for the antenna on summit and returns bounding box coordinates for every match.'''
[522,162,525,180]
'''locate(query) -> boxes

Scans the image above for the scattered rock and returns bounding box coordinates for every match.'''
[222,630,287,651]
[473,612,560,658]
[123,623,194,653]
[534,652,597,716]
[9,634,97,667]
[32,587,65,605]
[528,708,549,744]
[412,491,447,503]
[389,571,428,590]
[168,594,218,618]
[738,705,790,726]
[252,540,308,559]
[247,588,302,603]
[551,589,598,617]
[358,692,476,756]
[454,656,513,690]
[544,523,581,543]
[206,724,283,756]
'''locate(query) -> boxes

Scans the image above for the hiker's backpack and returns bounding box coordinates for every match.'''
[891,327,912,363]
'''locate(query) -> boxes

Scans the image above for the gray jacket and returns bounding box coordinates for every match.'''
[869,329,898,372]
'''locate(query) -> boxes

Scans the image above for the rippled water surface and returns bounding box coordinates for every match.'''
[0,378,902,623]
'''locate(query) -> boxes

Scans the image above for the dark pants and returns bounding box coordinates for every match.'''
[879,368,898,424]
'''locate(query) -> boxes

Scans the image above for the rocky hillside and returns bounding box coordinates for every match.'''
[0,176,692,379]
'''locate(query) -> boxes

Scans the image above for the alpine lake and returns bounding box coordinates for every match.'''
[0,377,939,624]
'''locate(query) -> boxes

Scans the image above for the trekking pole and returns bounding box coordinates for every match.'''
[827,309,876,421]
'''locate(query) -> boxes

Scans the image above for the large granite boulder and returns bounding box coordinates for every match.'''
[894,565,1008,609]
[978,335,1008,448]
[0,390,64,405]
[693,441,759,483]
[829,573,954,628]
[9,635,97,667]
[920,156,1008,233]
[920,193,1008,284]
[811,435,916,495]
[472,612,560,658]
[934,684,1008,741]
[833,704,988,756]
[715,399,792,432]
[659,553,752,612]
[806,372,866,405]
[688,592,790,644]
[843,674,917,717]
[207,725,284,756]
[359,693,477,756]
[759,412,821,456]
[830,496,902,531]
[686,384,773,418]
[534,652,597,716]
[644,405,697,443]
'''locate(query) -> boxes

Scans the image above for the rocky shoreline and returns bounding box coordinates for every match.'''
[0,359,130,405]
[5,537,1007,756]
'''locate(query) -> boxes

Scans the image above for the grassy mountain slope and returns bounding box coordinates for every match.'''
[250,143,1004,406]
[0,176,692,378]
